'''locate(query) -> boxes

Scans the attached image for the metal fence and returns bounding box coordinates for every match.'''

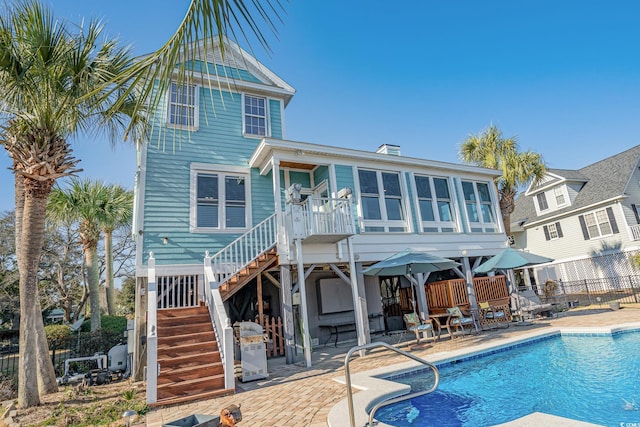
[544,275,640,306]
[1,330,125,380]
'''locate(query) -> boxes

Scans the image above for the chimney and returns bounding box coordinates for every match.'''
[376,144,401,156]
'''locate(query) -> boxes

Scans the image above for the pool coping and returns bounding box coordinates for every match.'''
[328,322,640,427]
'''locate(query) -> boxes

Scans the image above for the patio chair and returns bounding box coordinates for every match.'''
[403,312,435,345]
[518,289,553,319]
[446,306,476,337]
[478,300,511,330]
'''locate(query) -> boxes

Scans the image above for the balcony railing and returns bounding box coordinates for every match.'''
[286,196,355,244]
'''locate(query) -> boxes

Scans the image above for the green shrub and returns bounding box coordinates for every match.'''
[44,324,71,342]
[79,315,127,334]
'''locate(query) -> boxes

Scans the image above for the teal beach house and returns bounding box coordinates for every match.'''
[133,39,509,405]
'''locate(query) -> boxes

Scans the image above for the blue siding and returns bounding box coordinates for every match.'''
[143,86,278,265]
[269,99,282,139]
[313,166,329,188]
[188,61,262,83]
[334,165,359,233]
[290,171,311,188]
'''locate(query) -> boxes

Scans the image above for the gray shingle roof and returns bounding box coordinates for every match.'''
[512,145,640,227]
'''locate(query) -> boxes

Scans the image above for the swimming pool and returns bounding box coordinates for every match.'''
[374,329,640,427]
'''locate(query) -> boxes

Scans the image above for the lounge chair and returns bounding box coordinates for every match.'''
[446,306,476,337]
[403,312,435,345]
[478,300,511,330]
[517,289,553,319]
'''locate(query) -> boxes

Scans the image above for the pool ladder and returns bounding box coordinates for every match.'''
[344,341,440,427]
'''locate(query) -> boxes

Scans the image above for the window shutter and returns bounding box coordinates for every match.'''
[556,222,563,238]
[606,207,619,234]
[633,204,640,224]
[543,225,550,241]
[578,215,590,240]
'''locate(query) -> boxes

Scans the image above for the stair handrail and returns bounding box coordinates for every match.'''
[344,341,440,427]
[208,213,278,287]
[204,255,235,391]
[146,252,158,404]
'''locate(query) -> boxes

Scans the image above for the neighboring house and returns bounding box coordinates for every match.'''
[511,145,640,289]
[132,39,509,405]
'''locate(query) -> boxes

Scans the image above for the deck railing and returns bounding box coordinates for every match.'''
[146,253,158,404]
[207,213,278,287]
[299,196,355,237]
[204,257,235,391]
[473,275,509,302]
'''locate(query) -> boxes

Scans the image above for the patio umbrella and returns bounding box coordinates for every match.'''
[362,249,460,276]
[363,249,460,320]
[474,247,552,273]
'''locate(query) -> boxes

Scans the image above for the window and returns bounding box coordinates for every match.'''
[461,180,497,232]
[414,175,456,232]
[358,169,406,232]
[191,165,250,231]
[536,192,549,211]
[578,207,619,240]
[167,82,198,128]
[543,222,563,240]
[243,94,268,136]
[554,187,566,206]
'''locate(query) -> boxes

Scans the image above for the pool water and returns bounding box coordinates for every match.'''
[375,331,640,427]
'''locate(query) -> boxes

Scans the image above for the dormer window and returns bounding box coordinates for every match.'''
[243,94,268,137]
[167,82,199,129]
[554,187,566,206]
[536,193,549,211]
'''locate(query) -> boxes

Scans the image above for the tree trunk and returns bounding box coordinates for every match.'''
[86,245,101,331]
[17,182,49,408]
[34,297,58,394]
[104,229,115,315]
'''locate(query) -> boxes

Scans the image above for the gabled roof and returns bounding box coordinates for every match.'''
[512,145,640,227]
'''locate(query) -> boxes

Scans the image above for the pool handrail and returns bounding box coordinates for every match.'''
[344,341,440,427]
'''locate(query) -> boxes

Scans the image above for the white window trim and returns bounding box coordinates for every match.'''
[547,223,560,240]
[167,82,200,130]
[190,163,251,233]
[411,173,458,233]
[583,209,613,240]
[554,186,568,208]
[460,179,499,233]
[242,93,271,138]
[355,168,409,233]
[536,192,549,212]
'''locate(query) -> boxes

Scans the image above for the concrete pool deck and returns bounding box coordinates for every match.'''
[146,306,639,427]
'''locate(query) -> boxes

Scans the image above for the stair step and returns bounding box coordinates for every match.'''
[157,306,208,318]
[159,351,220,370]
[157,312,211,327]
[158,330,215,347]
[158,362,224,385]
[157,374,226,400]
[158,340,219,355]
[150,388,235,408]
[159,321,212,336]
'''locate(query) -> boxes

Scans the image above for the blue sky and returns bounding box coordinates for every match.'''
[1,0,639,212]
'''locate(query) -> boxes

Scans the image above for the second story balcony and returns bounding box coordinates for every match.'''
[285,196,355,244]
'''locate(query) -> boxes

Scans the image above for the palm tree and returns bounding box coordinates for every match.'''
[48,179,112,333]
[107,0,285,143]
[0,1,137,407]
[459,125,546,236]
[100,185,133,315]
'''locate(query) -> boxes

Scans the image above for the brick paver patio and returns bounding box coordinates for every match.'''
[146,307,639,426]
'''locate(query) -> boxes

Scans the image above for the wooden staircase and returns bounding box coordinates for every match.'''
[219,247,279,301]
[153,305,234,407]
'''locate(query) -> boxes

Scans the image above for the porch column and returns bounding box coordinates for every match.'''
[295,239,312,367]
[279,265,296,364]
[347,238,367,351]
[462,255,478,308]
[413,273,430,319]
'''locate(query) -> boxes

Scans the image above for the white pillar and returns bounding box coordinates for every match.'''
[295,239,312,367]
[347,239,367,347]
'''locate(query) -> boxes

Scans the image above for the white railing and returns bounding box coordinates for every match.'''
[300,196,355,237]
[631,224,640,241]
[146,253,158,404]
[204,255,235,391]
[156,274,200,309]
[207,213,278,286]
